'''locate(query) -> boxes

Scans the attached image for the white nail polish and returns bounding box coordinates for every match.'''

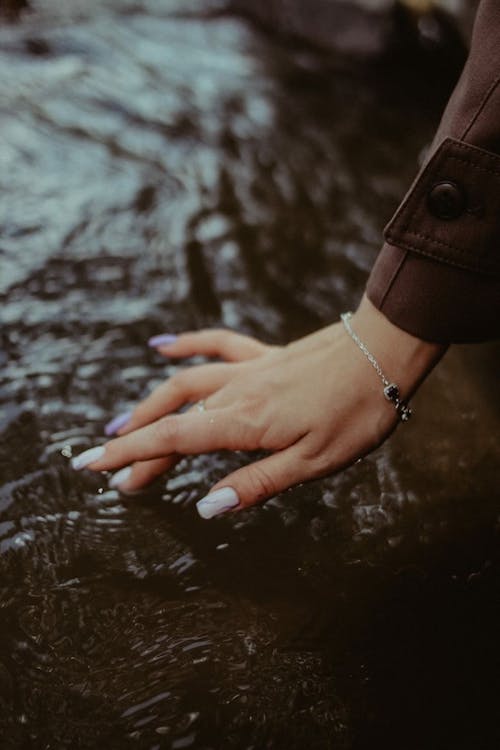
[71,445,106,471]
[109,466,132,489]
[196,487,239,520]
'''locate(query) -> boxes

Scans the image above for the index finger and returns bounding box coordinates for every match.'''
[71,407,257,474]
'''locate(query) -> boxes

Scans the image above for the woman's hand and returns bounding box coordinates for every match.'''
[71,296,446,518]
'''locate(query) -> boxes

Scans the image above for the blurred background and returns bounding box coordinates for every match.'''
[0,1,498,749]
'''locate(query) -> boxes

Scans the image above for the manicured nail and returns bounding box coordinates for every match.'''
[196,487,239,520]
[148,334,178,348]
[71,445,106,471]
[105,411,131,436]
[109,466,132,489]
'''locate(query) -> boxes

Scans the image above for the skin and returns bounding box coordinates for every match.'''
[76,295,446,511]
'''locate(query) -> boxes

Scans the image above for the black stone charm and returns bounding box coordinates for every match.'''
[383,383,412,422]
[383,383,400,403]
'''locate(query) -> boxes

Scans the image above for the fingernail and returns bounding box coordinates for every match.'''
[109,466,132,489]
[196,487,239,520]
[71,445,106,471]
[148,334,178,348]
[105,411,131,436]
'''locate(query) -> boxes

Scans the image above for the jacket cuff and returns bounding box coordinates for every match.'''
[384,137,500,276]
[366,242,500,344]
[366,136,500,344]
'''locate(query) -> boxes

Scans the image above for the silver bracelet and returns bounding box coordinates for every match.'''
[341,311,412,422]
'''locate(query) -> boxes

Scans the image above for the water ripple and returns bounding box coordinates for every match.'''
[1,1,499,747]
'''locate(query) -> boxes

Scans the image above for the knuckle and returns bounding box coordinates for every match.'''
[301,438,334,475]
[214,328,234,349]
[240,392,266,418]
[234,397,268,444]
[153,416,180,444]
[167,370,198,400]
[145,381,169,406]
[130,395,159,424]
[247,464,277,501]
[311,451,333,476]
[167,373,184,395]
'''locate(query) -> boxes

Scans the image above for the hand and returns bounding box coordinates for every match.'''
[71,296,446,518]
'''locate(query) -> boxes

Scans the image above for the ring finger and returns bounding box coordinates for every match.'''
[106,399,218,492]
[109,362,239,437]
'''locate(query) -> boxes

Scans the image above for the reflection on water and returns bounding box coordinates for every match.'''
[0,1,499,748]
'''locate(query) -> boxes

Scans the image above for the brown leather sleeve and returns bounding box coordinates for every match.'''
[366,0,500,343]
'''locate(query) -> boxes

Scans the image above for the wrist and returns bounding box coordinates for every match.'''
[349,295,447,399]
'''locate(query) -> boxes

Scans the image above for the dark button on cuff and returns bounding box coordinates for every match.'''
[427,181,466,220]
[384,138,500,275]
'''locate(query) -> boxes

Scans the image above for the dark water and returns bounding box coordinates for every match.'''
[1,2,499,748]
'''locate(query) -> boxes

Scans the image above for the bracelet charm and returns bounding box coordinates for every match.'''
[383,383,412,422]
[341,312,412,423]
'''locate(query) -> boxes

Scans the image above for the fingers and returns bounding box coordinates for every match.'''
[195,445,308,519]
[149,329,273,362]
[73,408,257,474]
[112,363,236,436]
[108,455,180,493]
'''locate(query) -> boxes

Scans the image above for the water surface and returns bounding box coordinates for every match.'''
[1,2,499,748]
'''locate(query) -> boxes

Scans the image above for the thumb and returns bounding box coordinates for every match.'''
[195,446,306,519]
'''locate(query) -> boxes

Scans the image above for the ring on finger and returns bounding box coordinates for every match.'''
[196,399,216,423]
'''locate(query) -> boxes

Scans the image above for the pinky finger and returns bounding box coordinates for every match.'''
[109,455,180,494]
[195,445,308,519]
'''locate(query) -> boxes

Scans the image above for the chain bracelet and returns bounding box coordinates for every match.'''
[340,312,412,422]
